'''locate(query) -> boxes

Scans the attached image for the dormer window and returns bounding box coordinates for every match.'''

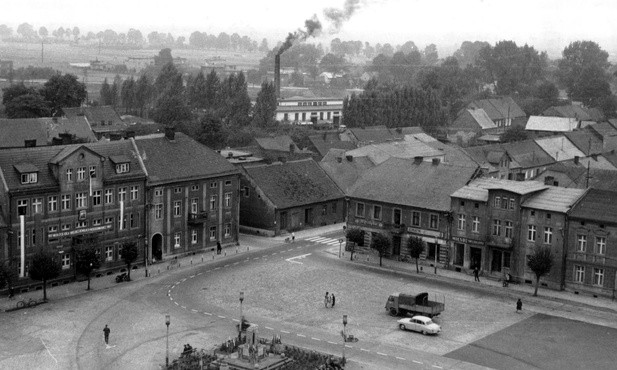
[14,163,39,184]
[110,155,131,174]
[20,172,38,184]
[116,163,129,174]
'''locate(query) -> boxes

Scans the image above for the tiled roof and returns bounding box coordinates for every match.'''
[467,108,496,129]
[344,139,444,165]
[134,132,237,185]
[537,162,617,190]
[0,140,145,192]
[0,116,96,148]
[534,136,585,161]
[244,158,344,209]
[64,106,123,126]
[308,133,357,157]
[602,151,617,168]
[588,122,617,140]
[543,105,593,121]
[451,186,489,202]
[468,97,526,120]
[348,126,424,144]
[563,130,604,155]
[423,141,478,168]
[569,189,617,224]
[526,116,578,132]
[522,186,586,213]
[348,158,479,211]
[255,136,300,152]
[500,140,554,168]
[319,148,375,193]
[466,178,548,195]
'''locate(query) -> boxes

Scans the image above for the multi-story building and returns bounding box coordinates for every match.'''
[566,189,617,297]
[275,97,343,126]
[0,140,147,290]
[134,130,240,261]
[347,158,479,264]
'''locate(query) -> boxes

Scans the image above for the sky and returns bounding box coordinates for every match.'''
[2,0,616,59]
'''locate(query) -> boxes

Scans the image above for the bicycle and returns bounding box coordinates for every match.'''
[16,298,38,309]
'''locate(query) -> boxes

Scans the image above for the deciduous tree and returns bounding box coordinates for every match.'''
[75,241,101,291]
[345,228,365,261]
[120,241,139,281]
[407,236,425,273]
[527,246,554,296]
[251,81,277,127]
[29,251,62,301]
[4,93,51,118]
[40,73,87,116]
[371,233,391,267]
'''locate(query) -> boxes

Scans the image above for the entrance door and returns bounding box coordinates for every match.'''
[151,233,163,261]
[280,211,288,231]
[392,236,401,256]
[304,208,313,226]
[491,249,503,273]
[470,247,482,270]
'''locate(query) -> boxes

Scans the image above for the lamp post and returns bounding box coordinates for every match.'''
[239,291,244,335]
[165,314,170,368]
[338,239,343,258]
[342,315,348,362]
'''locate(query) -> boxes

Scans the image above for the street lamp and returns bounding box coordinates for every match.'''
[165,314,170,367]
[342,315,348,362]
[338,239,344,258]
[239,291,244,334]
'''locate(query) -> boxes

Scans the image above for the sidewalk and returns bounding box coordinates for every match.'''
[326,246,617,313]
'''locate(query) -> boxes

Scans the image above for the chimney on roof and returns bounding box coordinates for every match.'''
[346,155,353,162]
[164,127,175,141]
[516,173,525,181]
[24,140,36,148]
[574,156,579,164]
[432,158,440,165]
[544,176,554,186]
[274,54,281,99]
[414,156,423,164]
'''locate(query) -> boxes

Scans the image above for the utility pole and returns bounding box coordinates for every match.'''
[41,40,44,63]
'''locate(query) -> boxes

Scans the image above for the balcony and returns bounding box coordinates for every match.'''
[188,212,208,226]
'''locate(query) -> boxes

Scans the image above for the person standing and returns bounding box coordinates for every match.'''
[324,292,329,308]
[291,232,295,243]
[8,286,14,300]
[331,294,336,307]
[473,267,480,282]
[516,298,522,313]
[103,325,110,345]
[217,241,222,255]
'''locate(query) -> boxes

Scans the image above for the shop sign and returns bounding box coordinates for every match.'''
[407,227,442,238]
[48,224,112,239]
[353,218,383,227]
[452,236,485,246]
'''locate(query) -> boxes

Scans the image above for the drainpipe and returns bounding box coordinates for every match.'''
[560,216,569,291]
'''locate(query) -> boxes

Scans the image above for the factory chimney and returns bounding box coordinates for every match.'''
[275,54,281,99]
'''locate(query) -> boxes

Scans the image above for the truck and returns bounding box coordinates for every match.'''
[385,292,445,317]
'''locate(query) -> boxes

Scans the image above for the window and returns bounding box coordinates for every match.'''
[210,182,218,189]
[492,219,502,236]
[505,221,513,238]
[75,192,87,209]
[243,187,250,197]
[32,198,42,214]
[31,229,36,247]
[373,205,382,220]
[429,214,438,229]
[118,187,127,202]
[115,163,129,174]
[61,253,70,270]
[105,189,114,204]
[174,201,181,217]
[76,220,88,228]
[457,214,466,230]
[574,265,585,283]
[472,216,480,233]
[154,188,163,197]
[531,210,535,216]
[593,268,604,286]
[393,209,401,225]
[92,190,102,206]
[509,198,515,210]
[105,246,113,261]
[93,219,102,226]
[48,196,58,212]
[62,224,71,231]
[130,213,136,228]
[209,226,216,241]
[17,199,28,216]
[527,225,536,241]
[225,223,231,237]
[66,168,73,182]
[174,187,182,194]
[48,225,58,234]
[77,167,86,181]
[577,235,587,252]
[412,211,420,226]
[595,237,606,255]
[210,196,217,210]
[191,230,198,244]
[61,194,71,210]
[224,192,231,207]
[355,203,365,217]
[191,184,199,191]
[130,186,139,200]
[105,217,114,225]
[89,165,96,178]
[225,180,232,186]
[460,200,465,206]
[155,204,163,219]
[501,198,508,209]
[494,196,501,208]
[544,227,553,244]
[474,202,479,209]
[20,172,37,184]
[546,213,551,219]
[120,215,127,230]
[191,198,198,214]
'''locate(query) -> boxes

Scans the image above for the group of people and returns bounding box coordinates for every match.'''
[324,292,336,308]
[182,343,194,355]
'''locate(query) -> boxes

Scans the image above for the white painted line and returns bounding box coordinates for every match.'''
[224,264,230,267]
[271,252,277,255]
[281,330,290,334]
[297,334,306,338]
[170,285,175,289]
[180,306,186,309]
[218,315,226,319]
[181,278,186,282]
[413,360,423,364]
[214,267,221,270]
[233,262,239,265]
[311,338,321,341]
[327,341,337,345]
[287,249,294,251]
[191,309,198,313]
[432,366,443,369]
[285,253,312,264]
[174,302,179,305]
[265,327,274,330]
[253,257,260,260]
[376,352,387,356]
[40,338,57,364]
[396,356,406,360]
[232,319,240,322]
[345,345,353,349]
[175,281,180,284]
[168,290,171,295]
[360,348,370,352]
[190,275,195,278]
[197,272,203,275]
[203,312,212,316]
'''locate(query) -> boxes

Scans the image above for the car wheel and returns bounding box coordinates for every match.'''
[389,308,398,316]
[422,330,428,336]
[399,324,406,330]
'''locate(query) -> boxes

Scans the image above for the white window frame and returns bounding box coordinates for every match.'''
[429,214,439,229]
[32,197,43,214]
[225,223,231,237]
[48,196,58,212]
[593,268,604,286]
[373,205,382,220]
[209,227,216,241]
[115,163,129,174]
[505,221,513,238]
[154,188,163,197]
[118,187,127,202]
[527,225,536,241]
[92,190,102,206]
[574,265,585,283]
[457,214,466,231]
[577,235,587,252]
[412,211,420,227]
[191,230,198,244]
[77,167,86,181]
[191,184,199,191]
[494,196,501,208]
[155,204,163,219]
[492,219,501,236]
[191,198,198,214]
[174,233,181,248]
[224,192,231,208]
[105,246,113,261]
[174,201,181,217]
[105,189,114,204]
[544,227,553,244]
[61,253,71,269]
[355,202,365,217]
[75,192,87,209]
[209,196,217,210]
[61,194,71,210]
[595,237,606,255]
[130,186,139,200]
[66,168,73,182]
[472,216,480,233]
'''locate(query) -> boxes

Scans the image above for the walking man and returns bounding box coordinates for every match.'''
[103,325,110,345]
[473,267,480,282]
[217,241,222,255]
[331,293,336,307]
[291,232,295,243]
[516,298,522,313]
[324,292,329,308]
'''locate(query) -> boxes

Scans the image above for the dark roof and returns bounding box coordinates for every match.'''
[543,105,594,121]
[64,106,122,126]
[308,133,357,158]
[0,140,145,192]
[424,141,478,168]
[348,158,479,211]
[319,148,376,193]
[0,116,96,148]
[602,151,617,168]
[537,161,617,190]
[563,130,604,155]
[255,136,301,152]
[244,158,344,209]
[134,132,238,185]
[569,188,617,224]
[347,126,424,144]
[468,97,526,120]
[500,140,554,168]
[588,122,617,140]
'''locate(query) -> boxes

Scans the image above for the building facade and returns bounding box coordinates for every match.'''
[275,97,343,126]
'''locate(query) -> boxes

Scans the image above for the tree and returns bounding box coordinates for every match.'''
[371,233,391,267]
[134,75,154,117]
[151,91,192,127]
[29,251,62,301]
[16,23,36,39]
[187,71,208,109]
[40,73,87,116]
[196,112,227,149]
[558,41,609,96]
[38,26,48,38]
[5,93,51,118]
[345,228,365,261]
[204,70,220,110]
[121,77,136,113]
[319,53,347,74]
[423,44,439,65]
[406,236,425,273]
[0,24,12,38]
[500,126,528,143]
[526,246,554,296]
[75,243,101,291]
[120,241,139,281]
[100,78,113,105]
[568,64,612,108]
[154,62,183,96]
[251,81,277,127]
[72,26,80,41]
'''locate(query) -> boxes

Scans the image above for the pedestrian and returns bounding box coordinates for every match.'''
[331,293,335,307]
[8,286,14,300]
[473,267,480,282]
[516,298,522,313]
[324,292,329,308]
[291,232,295,243]
[103,325,110,345]
[217,241,222,255]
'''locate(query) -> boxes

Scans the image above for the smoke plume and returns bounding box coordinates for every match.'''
[277,15,322,55]
[324,0,361,33]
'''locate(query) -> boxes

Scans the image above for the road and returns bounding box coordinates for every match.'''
[1,231,617,369]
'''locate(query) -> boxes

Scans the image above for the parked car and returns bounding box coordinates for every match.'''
[397,315,441,335]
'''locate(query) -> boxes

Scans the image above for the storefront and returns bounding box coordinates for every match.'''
[451,236,485,270]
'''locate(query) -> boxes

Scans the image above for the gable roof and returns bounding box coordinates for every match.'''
[134,132,237,185]
[344,139,444,165]
[542,105,594,121]
[569,188,617,223]
[563,130,604,155]
[588,122,617,140]
[64,106,123,125]
[244,158,344,209]
[319,148,375,193]
[500,140,555,168]
[522,186,586,213]
[308,133,357,158]
[255,136,301,152]
[347,126,424,144]
[348,158,479,211]
[0,116,96,148]
[468,97,526,120]
[526,116,579,132]
[537,161,617,190]
[534,136,585,161]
